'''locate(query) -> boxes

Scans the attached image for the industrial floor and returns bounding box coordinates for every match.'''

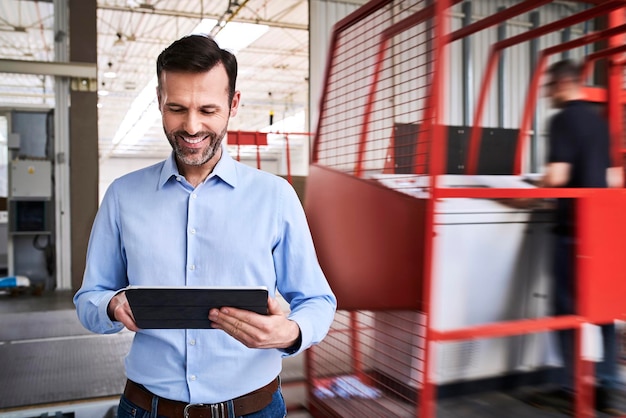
[1,289,625,418]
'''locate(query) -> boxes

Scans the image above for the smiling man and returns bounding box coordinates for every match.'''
[74,34,336,418]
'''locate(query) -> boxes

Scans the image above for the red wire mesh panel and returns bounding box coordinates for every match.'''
[307,310,425,418]
[306,1,626,417]
[314,0,436,181]
[306,3,438,416]
[306,1,439,312]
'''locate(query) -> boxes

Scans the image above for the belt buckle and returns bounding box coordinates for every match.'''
[183,402,228,418]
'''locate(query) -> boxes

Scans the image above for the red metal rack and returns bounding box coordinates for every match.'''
[304,1,626,417]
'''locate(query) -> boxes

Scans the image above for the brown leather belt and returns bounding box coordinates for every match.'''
[123,377,278,418]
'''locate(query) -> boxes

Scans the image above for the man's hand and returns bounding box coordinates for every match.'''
[107,291,139,332]
[542,162,571,187]
[607,166,624,188]
[209,296,300,350]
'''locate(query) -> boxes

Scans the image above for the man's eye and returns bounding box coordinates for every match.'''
[201,109,216,115]
[168,107,184,113]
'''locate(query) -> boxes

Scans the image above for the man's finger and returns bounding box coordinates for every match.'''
[267,297,283,316]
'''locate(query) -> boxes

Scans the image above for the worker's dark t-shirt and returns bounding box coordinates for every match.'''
[548,100,610,234]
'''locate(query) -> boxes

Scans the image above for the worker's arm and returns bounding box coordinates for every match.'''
[543,163,623,188]
[542,162,571,187]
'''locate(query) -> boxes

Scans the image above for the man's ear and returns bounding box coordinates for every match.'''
[156,86,162,109]
[230,91,241,117]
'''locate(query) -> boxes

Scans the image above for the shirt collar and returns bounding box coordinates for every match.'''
[212,146,238,188]
[158,145,238,189]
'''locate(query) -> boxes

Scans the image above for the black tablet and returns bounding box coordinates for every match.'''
[125,286,269,329]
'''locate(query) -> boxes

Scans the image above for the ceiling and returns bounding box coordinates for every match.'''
[0,0,311,161]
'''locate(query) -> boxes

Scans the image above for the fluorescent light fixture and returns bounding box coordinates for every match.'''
[103,71,117,79]
[215,21,268,53]
[110,19,268,148]
[192,19,269,54]
[97,90,109,96]
[190,18,217,35]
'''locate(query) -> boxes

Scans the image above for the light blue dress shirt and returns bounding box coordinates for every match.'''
[74,148,336,404]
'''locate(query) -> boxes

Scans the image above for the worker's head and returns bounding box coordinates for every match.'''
[545,59,583,108]
[155,34,241,171]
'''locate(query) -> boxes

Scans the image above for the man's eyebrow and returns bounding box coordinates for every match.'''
[164,101,186,107]
[163,102,222,111]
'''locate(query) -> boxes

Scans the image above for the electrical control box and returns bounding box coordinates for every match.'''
[10,159,52,200]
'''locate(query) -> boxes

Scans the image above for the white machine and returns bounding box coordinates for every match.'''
[370,174,559,386]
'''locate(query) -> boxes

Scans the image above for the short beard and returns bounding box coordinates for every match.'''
[165,125,228,167]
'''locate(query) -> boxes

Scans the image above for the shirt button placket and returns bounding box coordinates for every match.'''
[188,192,198,279]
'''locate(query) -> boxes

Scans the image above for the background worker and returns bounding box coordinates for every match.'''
[74,34,337,418]
[538,58,623,414]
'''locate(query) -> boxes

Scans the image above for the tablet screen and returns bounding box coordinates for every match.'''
[125,286,268,329]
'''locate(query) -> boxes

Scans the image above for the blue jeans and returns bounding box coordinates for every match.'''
[553,233,618,390]
[117,383,287,418]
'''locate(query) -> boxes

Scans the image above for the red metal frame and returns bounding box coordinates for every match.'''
[229,131,304,181]
[516,22,626,175]
[466,0,626,175]
[312,0,397,165]
[284,134,292,184]
[419,1,450,415]
[354,36,390,178]
[227,130,268,147]
[608,9,626,166]
[307,2,626,418]
[355,1,467,177]
[230,131,268,162]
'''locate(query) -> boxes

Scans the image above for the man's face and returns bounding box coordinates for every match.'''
[157,64,240,168]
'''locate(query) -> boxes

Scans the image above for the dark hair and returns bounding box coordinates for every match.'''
[156,34,238,105]
[547,59,582,83]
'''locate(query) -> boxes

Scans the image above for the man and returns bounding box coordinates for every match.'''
[74,34,337,418]
[537,59,623,414]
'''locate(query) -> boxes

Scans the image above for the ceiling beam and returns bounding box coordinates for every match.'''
[0,58,96,78]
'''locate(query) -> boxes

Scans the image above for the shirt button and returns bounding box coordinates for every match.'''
[189,339,196,346]
[191,193,198,199]
[190,375,197,381]
[190,228,196,235]
[189,265,195,271]
[176,176,182,182]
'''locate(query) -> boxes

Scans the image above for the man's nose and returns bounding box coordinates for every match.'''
[183,112,202,134]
